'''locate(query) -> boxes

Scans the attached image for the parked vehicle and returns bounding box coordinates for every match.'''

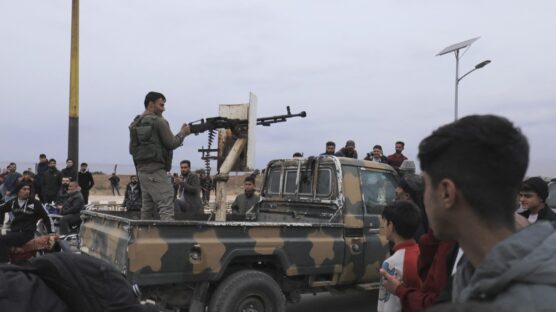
[79,156,397,311]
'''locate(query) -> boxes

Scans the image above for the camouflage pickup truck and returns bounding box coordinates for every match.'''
[79,156,398,311]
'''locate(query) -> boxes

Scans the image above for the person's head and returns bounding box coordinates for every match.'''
[395,141,405,154]
[62,177,71,186]
[372,145,383,157]
[39,154,47,163]
[381,201,421,241]
[519,177,548,213]
[130,175,138,184]
[15,182,32,200]
[292,152,303,158]
[80,163,88,171]
[8,162,16,173]
[66,159,74,168]
[144,91,166,115]
[396,174,428,231]
[345,140,356,153]
[396,174,424,203]
[244,176,256,194]
[180,160,191,175]
[418,115,529,240]
[48,159,57,169]
[325,141,336,154]
[68,181,79,193]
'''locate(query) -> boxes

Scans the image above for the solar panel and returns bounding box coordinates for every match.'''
[437,37,480,56]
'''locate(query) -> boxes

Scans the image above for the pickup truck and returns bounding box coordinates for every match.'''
[79,156,398,311]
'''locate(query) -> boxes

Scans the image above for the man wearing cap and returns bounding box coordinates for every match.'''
[0,182,52,262]
[335,140,358,159]
[519,177,556,223]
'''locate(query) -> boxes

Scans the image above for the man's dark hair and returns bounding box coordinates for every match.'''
[39,154,47,159]
[180,160,191,167]
[81,162,88,166]
[292,152,303,157]
[396,141,405,146]
[244,176,255,184]
[144,91,166,108]
[130,175,137,179]
[382,201,421,239]
[418,115,529,229]
[373,145,382,150]
[49,159,56,163]
[66,158,73,162]
[326,141,335,147]
[398,174,428,231]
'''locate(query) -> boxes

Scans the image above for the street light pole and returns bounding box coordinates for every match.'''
[438,37,491,121]
[68,0,79,167]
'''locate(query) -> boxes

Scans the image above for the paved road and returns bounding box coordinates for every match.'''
[287,290,378,312]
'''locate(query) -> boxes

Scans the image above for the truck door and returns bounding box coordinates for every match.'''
[360,169,397,283]
[337,165,367,284]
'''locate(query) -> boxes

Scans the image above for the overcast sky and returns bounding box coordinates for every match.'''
[1,1,555,176]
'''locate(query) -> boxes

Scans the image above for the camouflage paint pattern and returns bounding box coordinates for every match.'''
[80,156,393,293]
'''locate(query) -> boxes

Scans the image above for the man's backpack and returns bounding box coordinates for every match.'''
[129,114,163,166]
[29,253,157,312]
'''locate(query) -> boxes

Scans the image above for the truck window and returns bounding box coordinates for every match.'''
[299,172,313,195]
[284,170,297,194]
[267,168,281,194]
[316,168,332,196]
[360,170,397,213]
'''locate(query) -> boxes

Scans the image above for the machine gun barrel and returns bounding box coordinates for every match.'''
[257,106,307,126]
[189,106,306,134]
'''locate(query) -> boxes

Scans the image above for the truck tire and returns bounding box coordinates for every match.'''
[208,270,286,312]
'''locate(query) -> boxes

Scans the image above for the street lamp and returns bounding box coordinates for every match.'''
[437,37,491,121]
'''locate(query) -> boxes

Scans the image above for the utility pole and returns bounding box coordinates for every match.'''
[68,0,79,165]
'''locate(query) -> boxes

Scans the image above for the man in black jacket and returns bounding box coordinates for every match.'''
[77,163,94,204]
[0,182,53,262]
[518,177,556,223]
[61,159,78,181]
[59,181,84,235]
[35,154,49,202]
[123,175,142,219]
[41,159,62,204]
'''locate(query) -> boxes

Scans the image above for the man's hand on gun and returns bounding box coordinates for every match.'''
[180,123,191,136]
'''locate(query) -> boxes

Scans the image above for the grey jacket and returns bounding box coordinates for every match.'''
[176,173,203,215]
[453,221,556,311]
[61,191,85,215]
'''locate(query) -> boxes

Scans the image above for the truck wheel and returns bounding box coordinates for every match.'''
[208,270,285,312]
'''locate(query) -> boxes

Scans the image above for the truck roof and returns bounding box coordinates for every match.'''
[267,155,396,172]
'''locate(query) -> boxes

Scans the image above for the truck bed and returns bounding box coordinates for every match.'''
[80,210,345,286]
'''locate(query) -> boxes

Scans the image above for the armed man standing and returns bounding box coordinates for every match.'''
[129,91,191,220]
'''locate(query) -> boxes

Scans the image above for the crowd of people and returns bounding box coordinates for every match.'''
[0,157,94,262]
[2,90,555,311]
